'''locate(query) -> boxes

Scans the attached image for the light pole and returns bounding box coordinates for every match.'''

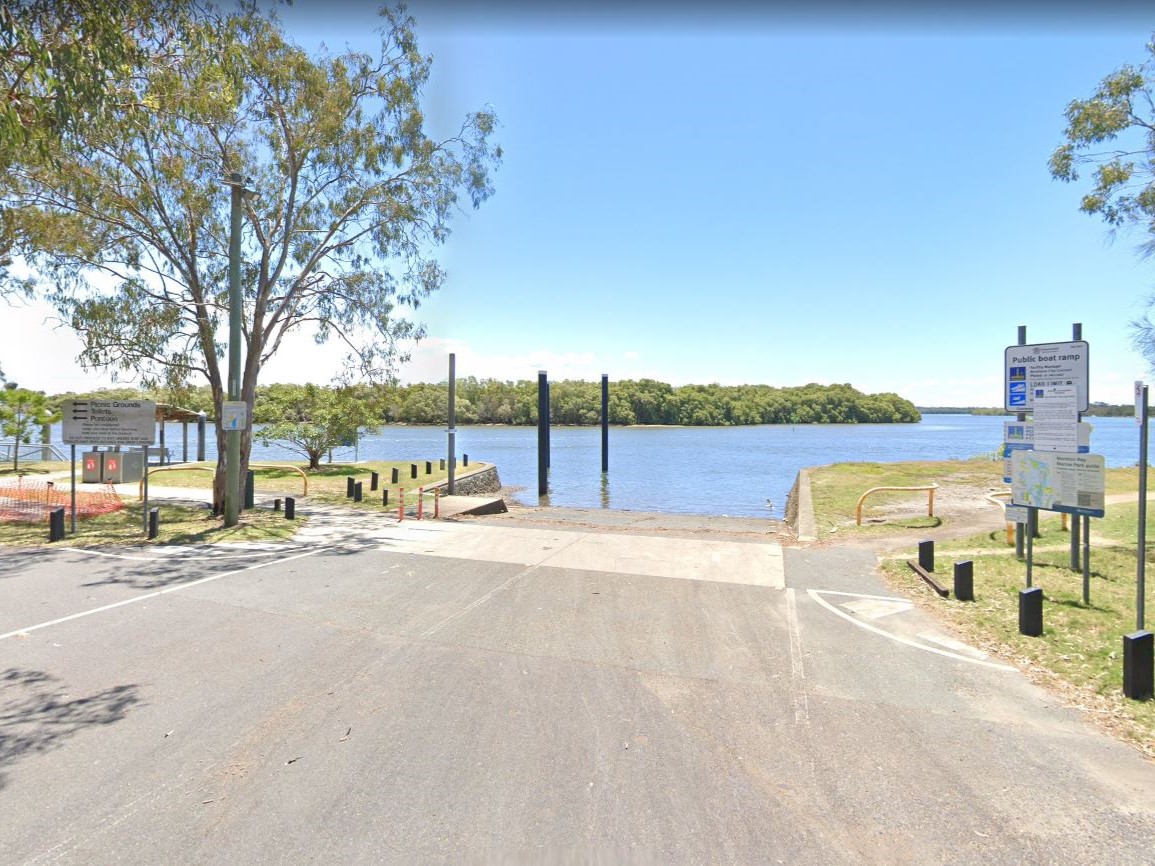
[223,172,255,526]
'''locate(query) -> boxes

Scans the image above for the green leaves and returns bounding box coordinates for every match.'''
[1051,47,1155,237]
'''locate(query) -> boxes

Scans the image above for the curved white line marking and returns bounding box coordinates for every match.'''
[806,589,1016,672]
[61,546,291,562]
[0,547,326,642]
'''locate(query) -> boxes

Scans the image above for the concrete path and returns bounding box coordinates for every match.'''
[1,504,1152,864]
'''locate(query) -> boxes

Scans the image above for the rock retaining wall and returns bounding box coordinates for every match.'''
[426,464,502,496]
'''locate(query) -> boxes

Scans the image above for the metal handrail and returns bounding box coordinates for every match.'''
[856,484,939,525]
[0,441,69,462]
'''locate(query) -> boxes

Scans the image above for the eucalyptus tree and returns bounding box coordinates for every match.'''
[0,386,59,471]
[1048,38,1155,366]
[9,3,500,511]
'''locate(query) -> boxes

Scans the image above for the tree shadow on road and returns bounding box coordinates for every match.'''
[0,668,142,792]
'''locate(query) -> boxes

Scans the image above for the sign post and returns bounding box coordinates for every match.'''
[61,399,156,537]
[1124,381,1153,700]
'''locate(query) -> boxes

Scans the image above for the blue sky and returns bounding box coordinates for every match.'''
[4,1,1155,407]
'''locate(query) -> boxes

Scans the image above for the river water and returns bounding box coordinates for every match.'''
[77,413,1140,519]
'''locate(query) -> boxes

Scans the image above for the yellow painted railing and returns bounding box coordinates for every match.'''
[139,463,308,499]
[856,484,939,525]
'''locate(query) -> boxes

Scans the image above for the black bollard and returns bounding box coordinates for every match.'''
[354,481,363,503]
[464,453,469,467]
[391,467,399,484]
[346,476,356,498]
[274,498,281,512]
[425,461,432,475]
[1123,631,1154,700]
[382,489,389,507]
[410,463,418,479]
[244,470,254,510]
[370,471,379,491]
[918,539,934,573]
[148,507,159,540]
[285,496,295,520]
[1019,587,1043,637]
[48,507,65,542]
[953,560,974,602]
[440,458,445,470]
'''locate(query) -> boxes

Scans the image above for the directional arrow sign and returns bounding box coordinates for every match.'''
[61,399,155,446]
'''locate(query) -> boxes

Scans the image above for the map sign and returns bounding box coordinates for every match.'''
[1004,340,1089,412]
[1010,450,1105,517]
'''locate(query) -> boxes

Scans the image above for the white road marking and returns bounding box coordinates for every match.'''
[0,548,326,643]
[61,545,292,562]
[785,588,810,724]
[917,631,989,659]
[807,589,1016,672]
[839,598,914,620]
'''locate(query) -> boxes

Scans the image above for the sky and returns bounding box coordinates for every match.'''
[4,0,1155,407]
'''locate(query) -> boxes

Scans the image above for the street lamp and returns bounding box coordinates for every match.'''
[222,172,256,526]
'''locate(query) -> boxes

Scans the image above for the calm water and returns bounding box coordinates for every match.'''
[69,413,1142,519]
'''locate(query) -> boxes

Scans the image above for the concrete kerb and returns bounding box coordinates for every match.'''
[792,469,818,543]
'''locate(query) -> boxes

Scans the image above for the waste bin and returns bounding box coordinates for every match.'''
[82,451,103,483]
[103,451,144,484]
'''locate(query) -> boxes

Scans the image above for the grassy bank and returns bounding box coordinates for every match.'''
[0,501,298,547]
[809,458,1155,757]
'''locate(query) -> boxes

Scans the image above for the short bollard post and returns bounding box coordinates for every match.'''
[463,453,469,467]
[410,463,418,479]
[346,476,356,498]
[148,507,159,540]
[953,560,974,602]
[354,481,363,503]
[1019,587,1043,636]
[48,507,65,542]
[285,496,296,520]
[1123,631,1154,700]
[382,489,389,507]
[918,539,934,572]
[417,487,424,520]
[274,498,281,512]
[398,488,405,521]
[440,458,445,470]
[370,471,379,491]
[425,461,432,475]
[434,488,440,518]
[391,467,399,484]
[244,470,255,510]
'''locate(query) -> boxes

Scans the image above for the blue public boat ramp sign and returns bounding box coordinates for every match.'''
[1004,340,1089,413]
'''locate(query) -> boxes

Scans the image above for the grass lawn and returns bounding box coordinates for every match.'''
[145,459,471,509]
[0,501,300,547]
[809,458,1155,757]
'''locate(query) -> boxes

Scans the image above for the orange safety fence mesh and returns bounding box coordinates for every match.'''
[0,478,125,524]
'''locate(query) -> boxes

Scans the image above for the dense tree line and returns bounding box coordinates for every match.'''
[51,379,920,427]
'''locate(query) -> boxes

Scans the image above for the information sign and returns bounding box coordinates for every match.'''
[1010,450,1105,518]
[61,400,156,446]
[222,401,249,431]
[1004,505,1029,524]
[1004,340,1089,412]
[1031,386,1079,452]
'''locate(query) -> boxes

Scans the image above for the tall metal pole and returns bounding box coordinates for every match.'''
[1016,325,1027,559]
[601,373,609,474]
[1072,323,1083,572]
[1139,384,1149,631]
[447,353,457,495]
[537,370,549,497]
[224,171,243,527]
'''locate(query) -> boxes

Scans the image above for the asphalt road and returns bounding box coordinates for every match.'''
[1,508,1153,864]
